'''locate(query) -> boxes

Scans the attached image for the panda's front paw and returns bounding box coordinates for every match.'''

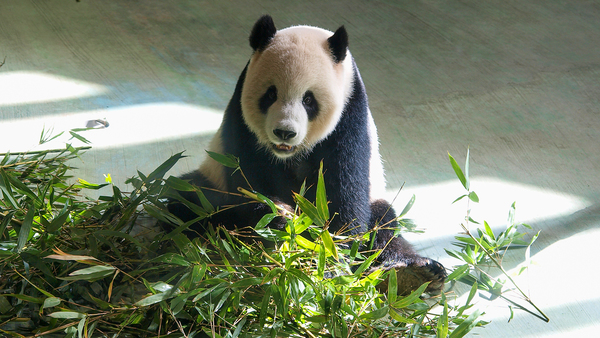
[375,257,447,296]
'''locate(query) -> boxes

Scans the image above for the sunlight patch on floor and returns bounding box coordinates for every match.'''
[0,102,223,153]
[392,177,591,239]
[0,71,108,106]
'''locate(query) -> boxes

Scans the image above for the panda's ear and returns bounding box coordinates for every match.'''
[327,26,348,63]
[250,15,277,52]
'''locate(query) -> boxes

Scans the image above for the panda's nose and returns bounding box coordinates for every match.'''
[273,129,297,141]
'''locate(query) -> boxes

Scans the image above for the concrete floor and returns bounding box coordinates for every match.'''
[1,0,599,336]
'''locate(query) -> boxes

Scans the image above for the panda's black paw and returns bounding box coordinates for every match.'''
[374,257,447,296]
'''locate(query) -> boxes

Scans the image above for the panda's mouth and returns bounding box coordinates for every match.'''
[273,143,296,154]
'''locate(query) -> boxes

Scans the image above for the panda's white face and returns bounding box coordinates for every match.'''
[241,26,354,160]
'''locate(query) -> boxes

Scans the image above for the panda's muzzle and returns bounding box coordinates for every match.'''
[273,129,297,141]
[274,144,295,152]
[271,129,298,154]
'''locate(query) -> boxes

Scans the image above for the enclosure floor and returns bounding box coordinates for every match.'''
[1,0,599,336]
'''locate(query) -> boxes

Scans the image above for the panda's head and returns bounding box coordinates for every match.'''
[241,15,355,160]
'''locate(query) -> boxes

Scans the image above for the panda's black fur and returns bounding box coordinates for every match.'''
[169,15,446,294]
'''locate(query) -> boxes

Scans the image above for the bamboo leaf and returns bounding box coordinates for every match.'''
[388,268,397,303]
[360,306,388,320]
[255,213,277,230]
[399,194,416,218]
[468,191,479,203]
[449,152,468,190]
[483,221,495,239]
[146,152,186,182]
[231,277,262,288]
[437,292,449,338]
[206,151,239,168]
[392,282,430,308]
[317,243,325,280]
[316,161,329,221]
[69,265,115,276]
[42,297,61,309]
[48,200,71,232]
[446,264,469,282]
[69,131,91,144]
[294,193,324,227]
[2,169,40,203]
[147,253,191,267]
[449,309,482,338]
[17,207,35,252]
[135,290,180,307]
[353,251,380,276]
[0,172,18,208]
[165,175,196,191]
[48,311,86,319]
[390,308,417,324]
[320,229,338,261]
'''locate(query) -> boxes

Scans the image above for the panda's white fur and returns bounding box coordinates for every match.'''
[170,15,446,294]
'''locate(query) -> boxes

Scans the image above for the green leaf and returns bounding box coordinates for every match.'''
[43,297,61,309]
[231,277,262,288]
[147,253,191,267]
[146,152,185,182]
[255,213,277,231]
[449,152,467,190]
[294,193,324,227]
[135,290,180,307]
[399,194,416,218]
[437,292,449,338]
[165,175,196,191]
[5,294,44,304]
[468,191,479,203]
[76,178,108,190]
[360,306,388,320]
[446,264,469,282]
[258,285,272,327]
[392,282,430,308]
[317,243,325,280]
[449,309,482,338]
[77,317,86,338]
[315,161,329,221]
[483,221,495,239]
[69,131,91,144]
[389,308,417,324]
[48,311,86,319]
[17,207,35,252]
[62,266,115,281]
[0,210,16,238]
[353,251,380,276]
[94,230,146,251]
[320,230,338,261]
[251,192,277,214]
[206,151,239,168]
[0,172,18,208]
[388,268,397,304]
[2,169,40,204]
[452,194,468,204]
[195,189,214,213]
[48,201,71,232]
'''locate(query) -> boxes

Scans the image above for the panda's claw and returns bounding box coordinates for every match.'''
[374,258,447,296]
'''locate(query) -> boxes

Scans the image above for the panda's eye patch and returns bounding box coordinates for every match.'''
[303,91,319,120]
[259,85,277,114]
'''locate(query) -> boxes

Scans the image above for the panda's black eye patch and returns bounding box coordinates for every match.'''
[303,91,319,120]
[259,85,277,114]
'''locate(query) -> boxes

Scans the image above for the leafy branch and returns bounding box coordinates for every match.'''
[446,148,549,323]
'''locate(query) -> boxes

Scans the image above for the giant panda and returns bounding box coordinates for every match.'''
[169,15,446,294]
